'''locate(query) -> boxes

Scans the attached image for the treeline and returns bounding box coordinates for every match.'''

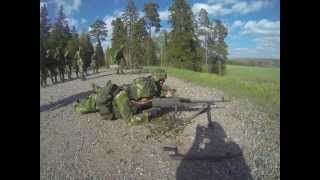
[40,0,229,77]
[227,59,280,68]
[106,0,228,75]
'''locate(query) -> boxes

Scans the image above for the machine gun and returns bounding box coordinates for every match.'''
[151,97,229,126]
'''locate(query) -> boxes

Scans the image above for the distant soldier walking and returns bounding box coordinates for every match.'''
[91,49,99,73]
[55,47,65,81]
[74,48,86,80]
[46,49,58,84]
[114,45,125,74]
[40,48,48,87]
[64,49,73,79]
[73,49,80,78]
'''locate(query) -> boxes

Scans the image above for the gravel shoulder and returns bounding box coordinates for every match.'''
[40,68,279,179]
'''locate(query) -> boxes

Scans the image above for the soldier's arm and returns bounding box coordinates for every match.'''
[161,85,176,97]
[113,90,150,126]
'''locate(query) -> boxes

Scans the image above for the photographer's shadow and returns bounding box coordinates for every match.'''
[175,122,253,180]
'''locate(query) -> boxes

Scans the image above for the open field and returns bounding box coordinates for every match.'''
[146,65,280,121]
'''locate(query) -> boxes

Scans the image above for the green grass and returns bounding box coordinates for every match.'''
[145,65,280,120]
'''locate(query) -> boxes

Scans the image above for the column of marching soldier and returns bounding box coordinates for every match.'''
[40,46,100,88]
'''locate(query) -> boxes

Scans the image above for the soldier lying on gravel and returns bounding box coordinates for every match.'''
[74,69,176,126]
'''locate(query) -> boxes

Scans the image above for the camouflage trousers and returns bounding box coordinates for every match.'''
[79,67,86,80]
[113,90,151,126]
[117,64,124,74]
[67,65,72,79]
[40,68,48,87]
[58,67,65,81]
[49,68,58,84]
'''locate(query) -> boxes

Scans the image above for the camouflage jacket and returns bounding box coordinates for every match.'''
[74,77,169,126]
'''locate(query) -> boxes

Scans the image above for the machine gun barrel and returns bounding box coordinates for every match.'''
[152,97,229,108]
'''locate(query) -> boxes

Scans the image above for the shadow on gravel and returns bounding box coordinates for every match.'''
[40,90,94,112]
[84,73,113,80]
[174,122,253,180]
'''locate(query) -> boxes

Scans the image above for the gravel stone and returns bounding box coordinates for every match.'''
[41,68,279,179]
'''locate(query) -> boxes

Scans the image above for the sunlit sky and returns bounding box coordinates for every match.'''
[41,0,280,59]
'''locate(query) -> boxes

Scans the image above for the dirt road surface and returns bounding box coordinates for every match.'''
[40,68,279,179]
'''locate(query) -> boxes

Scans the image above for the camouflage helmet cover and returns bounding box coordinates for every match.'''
[129,77,158,100]
[151,69,167,82]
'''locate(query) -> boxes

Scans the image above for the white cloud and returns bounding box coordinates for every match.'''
[229,19,280,59]
[98,10,123,50]
[192,3,232,16]
[192,0,270,16]
[242,19,280,36]
[232,1,269,14]
[159,10,170,21]
[80,18,87,24]
[231,20,244,29]
[53,0,82,16]
[208,0,237,5]
[66,17,78,27]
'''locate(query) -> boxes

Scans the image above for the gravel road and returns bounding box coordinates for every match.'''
[40,68,280,180]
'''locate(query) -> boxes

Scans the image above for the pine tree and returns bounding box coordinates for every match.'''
[89,19,108,42]
[143,1,161,38]
[196,8,210,68]
[71,26,79,39]
[40,4,50,51]
[131,18,148,66]
[122,0,139,67]
[89,19,107,67]
[104,47,111,68]
[95,41,105,67]
[111,17,127,63]
[167,0,201,71]
[79,32,94,73]
[48,5,70,50]
[207,19,228,75]
[143,1,161,66]
[66,27,79,63]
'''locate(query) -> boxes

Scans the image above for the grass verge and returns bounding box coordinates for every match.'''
[145,65,280,120]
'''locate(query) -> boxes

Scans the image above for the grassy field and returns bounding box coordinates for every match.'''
[146,65,280,120]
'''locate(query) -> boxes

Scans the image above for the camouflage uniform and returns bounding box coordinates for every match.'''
[46,49,58,84]
[74,69,169,126]
[40,49,48,87]
[55,47,65,81]
[64,50,73,79]
[114,46,125,74]
[91,51,98,73]
[73,50,80,78]
[74,49,85,79]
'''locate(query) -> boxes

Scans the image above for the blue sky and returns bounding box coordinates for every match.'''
[41,0,280,59]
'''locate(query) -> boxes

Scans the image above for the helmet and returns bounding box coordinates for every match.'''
[129,77,158,100]
[151,69,167,82]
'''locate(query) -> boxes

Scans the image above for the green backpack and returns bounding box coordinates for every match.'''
[95,80,121,119]
[74,80,120,119]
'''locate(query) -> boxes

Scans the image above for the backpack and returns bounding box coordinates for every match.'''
[95,80,121,120]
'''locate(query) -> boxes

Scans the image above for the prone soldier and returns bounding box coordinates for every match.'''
[74,69,175,126]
